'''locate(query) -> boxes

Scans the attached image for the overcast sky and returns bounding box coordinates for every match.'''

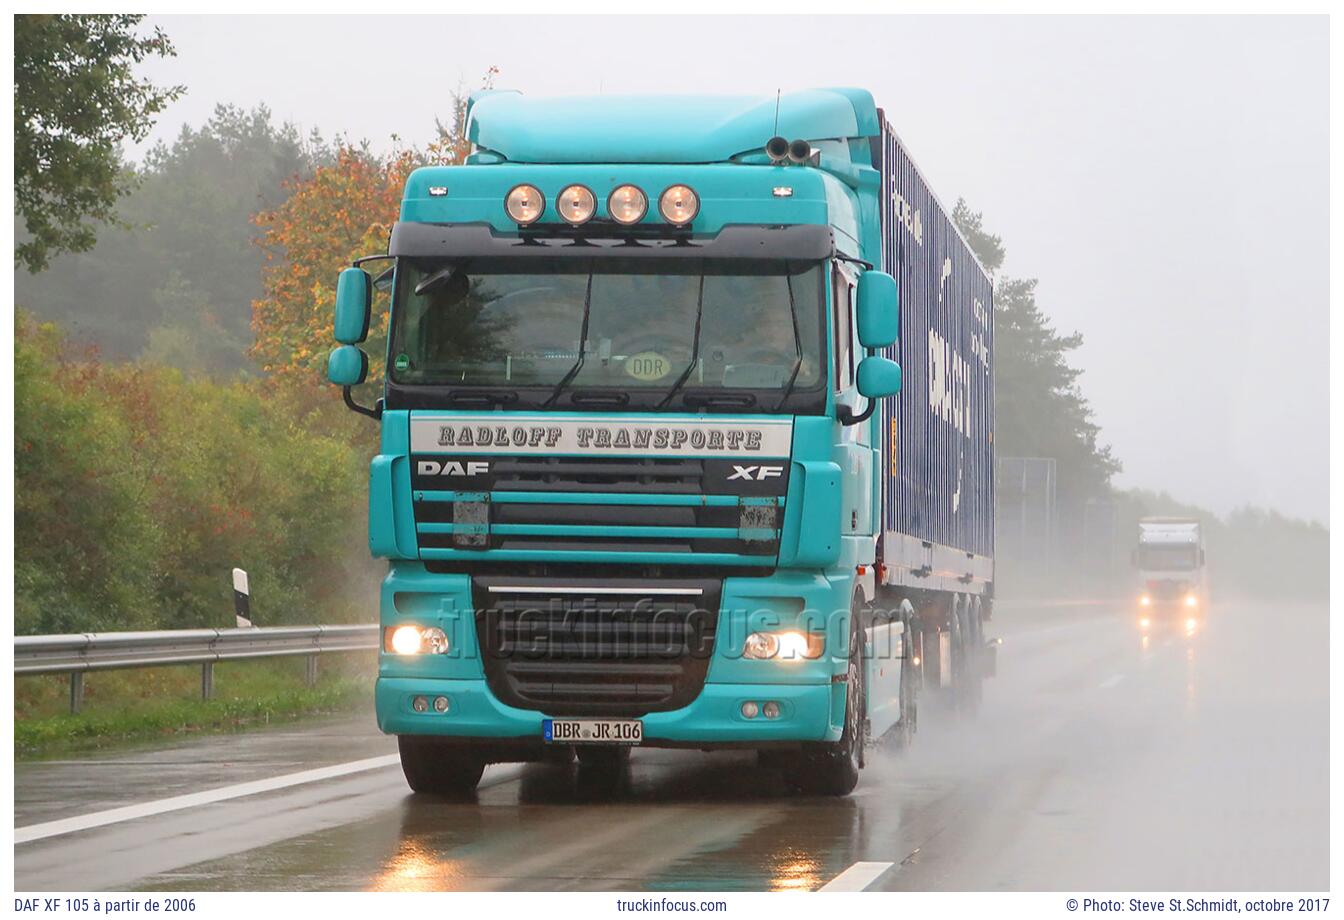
[138,14,1329,523]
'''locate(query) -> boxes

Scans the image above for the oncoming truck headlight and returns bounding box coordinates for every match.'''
[385,625,450,655]
[743,630,824,661]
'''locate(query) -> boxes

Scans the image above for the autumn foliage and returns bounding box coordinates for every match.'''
[250,147,415,384]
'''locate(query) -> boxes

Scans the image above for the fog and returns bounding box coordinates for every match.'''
[129,14,1329,523]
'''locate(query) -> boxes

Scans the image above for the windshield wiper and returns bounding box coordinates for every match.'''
[542,271,595,408]
[657,274,706,409]
[774,271,804,411]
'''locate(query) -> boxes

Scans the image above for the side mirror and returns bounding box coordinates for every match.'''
[856,270,898,349]
[327,345,368,386]
[334,268,373,344]
[856,355,901,398]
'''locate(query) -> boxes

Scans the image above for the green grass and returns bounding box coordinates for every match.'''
[14,654,376,759]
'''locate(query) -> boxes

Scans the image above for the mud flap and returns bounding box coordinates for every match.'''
[984,637,1002,678]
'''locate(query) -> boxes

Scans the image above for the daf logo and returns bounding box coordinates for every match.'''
[417,460,490,477]
[727,464,784,482]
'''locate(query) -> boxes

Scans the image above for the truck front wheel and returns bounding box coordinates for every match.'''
[783,620,864,796]
[397,736,486,796]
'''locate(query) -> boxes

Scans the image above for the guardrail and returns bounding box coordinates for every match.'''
[15,624,379,714]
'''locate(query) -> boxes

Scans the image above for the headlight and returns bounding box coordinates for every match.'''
[504,184,544,225]
[658,184,699,226]
[1139,595,1152,607]
[557,184,597,225]
[1184,594,1198,607]
[743,630,824,661]
[607,184,648,225]
[384,625,450,655]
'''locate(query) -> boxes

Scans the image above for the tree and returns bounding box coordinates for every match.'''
[952,199,1120,505]
[250,146,415,386]
[15,14,184,272]
[14,104,330,371]
[250,77,491,385]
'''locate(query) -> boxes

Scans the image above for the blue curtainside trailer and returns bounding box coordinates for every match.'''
[322,88,995,797]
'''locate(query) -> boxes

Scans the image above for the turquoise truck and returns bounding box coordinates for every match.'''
[325,88,995,797]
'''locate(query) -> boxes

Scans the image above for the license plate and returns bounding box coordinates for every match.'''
[543,718,643,744]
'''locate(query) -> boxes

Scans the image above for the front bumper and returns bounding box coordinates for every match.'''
[376,676,843,745]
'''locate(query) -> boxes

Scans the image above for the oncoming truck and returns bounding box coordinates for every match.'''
[323,88,995,796]
[1134,517,1207,629]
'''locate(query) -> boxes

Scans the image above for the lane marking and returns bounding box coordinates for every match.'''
[15,754,402,844]
[1098,674,1125,690]
[818,860,896,891]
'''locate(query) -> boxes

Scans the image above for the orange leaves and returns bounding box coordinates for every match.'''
[250,147,409,385]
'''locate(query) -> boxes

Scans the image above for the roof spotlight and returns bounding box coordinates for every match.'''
[765,135,790,163]
[658,185,699,227]
[607,184,648,225]
[557,184,597,225]
[504,184,544,226]
[787,139,812,165]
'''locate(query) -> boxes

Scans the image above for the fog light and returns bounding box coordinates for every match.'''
[741,701,759,719]
[762,701,781,719]
[505,184,544,225]
[659,184,699,226]
[433,696,450,713]
[557,184,596,225]
[607,184,648,225]
[412,695,429,713]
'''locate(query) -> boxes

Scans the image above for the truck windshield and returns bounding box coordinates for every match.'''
[1137,545,1198,570]
[387,258,824,395]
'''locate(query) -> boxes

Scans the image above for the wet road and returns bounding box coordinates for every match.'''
[14,599,1328,892]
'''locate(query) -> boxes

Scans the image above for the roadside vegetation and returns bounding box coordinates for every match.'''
[14,656,374,759]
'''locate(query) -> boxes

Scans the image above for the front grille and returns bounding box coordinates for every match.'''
[492,456,705,493]
[476,578,720,717]
[412,454,787,561]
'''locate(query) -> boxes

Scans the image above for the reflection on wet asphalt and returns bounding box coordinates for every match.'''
[13,600,1328,892]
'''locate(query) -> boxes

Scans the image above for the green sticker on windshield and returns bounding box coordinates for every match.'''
[394,353,410,372]
[626,351,671,381]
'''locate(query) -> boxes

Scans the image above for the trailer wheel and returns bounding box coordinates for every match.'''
[951,597,983,715]
[784,614,864,796]
[397,736,485,796]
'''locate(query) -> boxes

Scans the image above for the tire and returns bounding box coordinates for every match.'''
[784,610,864,796]
[397,735,486,796]
[950,596,982,716]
